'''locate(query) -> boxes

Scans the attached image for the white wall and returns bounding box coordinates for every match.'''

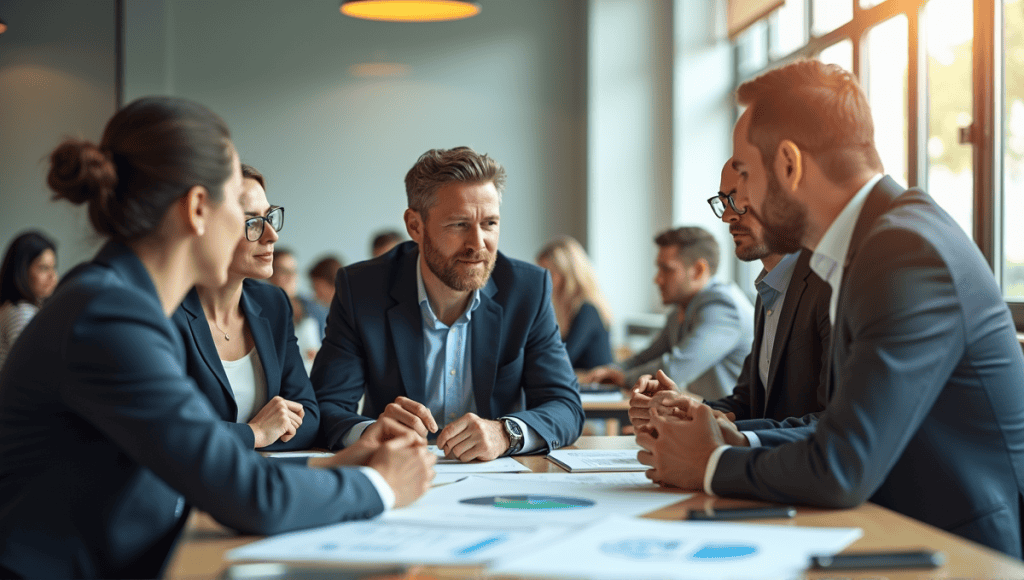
[124,0,588,290]
[0,0,116,272]
[588,0,675,346]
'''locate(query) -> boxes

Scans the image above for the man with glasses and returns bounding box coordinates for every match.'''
[629,160,831,446]
[311,147,584,462]
[580,225,754,402]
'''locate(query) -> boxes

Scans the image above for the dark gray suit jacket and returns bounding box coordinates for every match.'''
[0,243,384,579]
[711,176,1024,558]
[708,249,831,429]
[172,280,320,450]
[312,241,584,451]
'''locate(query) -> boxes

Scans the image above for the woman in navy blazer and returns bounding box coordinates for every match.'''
[536,235,614,369]
[0,97,434,579]
[173,164,318,450]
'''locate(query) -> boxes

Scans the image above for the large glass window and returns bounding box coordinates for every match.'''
[818,39,853,73]
[925,0,974,236]
[813,0,853,36]
[769,0,808,59]
[867,15,909,187]
[1004,0,1024,297]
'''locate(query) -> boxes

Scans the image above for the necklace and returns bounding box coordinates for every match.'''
[209,317,231,341]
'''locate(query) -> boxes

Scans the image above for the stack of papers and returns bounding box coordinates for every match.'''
[547,449,646,472]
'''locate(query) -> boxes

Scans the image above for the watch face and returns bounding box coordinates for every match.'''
[506,419,522,437]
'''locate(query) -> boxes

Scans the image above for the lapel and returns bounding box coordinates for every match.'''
[180,289,237,414]
[470,276,501,417]
[824,174,905,399]
[240,285,282,399]
[763,250,811,413]
[749,294,768,416]
[387,249,425,402]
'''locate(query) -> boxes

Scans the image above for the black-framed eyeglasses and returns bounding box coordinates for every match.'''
[245,206,284,242]
[707,192,747,218]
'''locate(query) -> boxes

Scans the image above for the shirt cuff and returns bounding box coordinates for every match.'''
[703,445,731,496]
[742,431,762,448]
[357,466,395,511]
[342,420,375,448]
[504,417,543,454]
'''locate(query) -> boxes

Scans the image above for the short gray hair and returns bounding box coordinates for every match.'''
[404,146,506,216]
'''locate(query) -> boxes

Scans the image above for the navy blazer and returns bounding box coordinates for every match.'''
[172,280,320,450]
[712,176,1024,558]
[311,241,585,451]
[563,301,613,369]
[0,243,383,579]
[708,249,831,428]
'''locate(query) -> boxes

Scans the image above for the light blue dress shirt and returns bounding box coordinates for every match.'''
[753,252,800,388]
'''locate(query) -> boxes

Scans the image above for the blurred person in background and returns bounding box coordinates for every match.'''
[269,247,320,371]
[536,235,613,370]
[371,229,405,258]
[173,164,320,449]
[307,255,343,339]
[0,231,58,369]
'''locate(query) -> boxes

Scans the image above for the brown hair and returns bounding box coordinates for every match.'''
[654,226,720,275]
[736,59,883,185]
[309,256,343,282]
[404,146,506,217]
[241,163,265,190]
[47,97,234,243]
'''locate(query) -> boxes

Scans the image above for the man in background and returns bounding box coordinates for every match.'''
[581,226,754,401]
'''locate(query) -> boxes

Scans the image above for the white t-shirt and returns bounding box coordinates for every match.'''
[0,301,39,370]
[221,348,268,423]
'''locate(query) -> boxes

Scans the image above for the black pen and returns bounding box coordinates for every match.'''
[809,549,945,570]
[687,506,797,521]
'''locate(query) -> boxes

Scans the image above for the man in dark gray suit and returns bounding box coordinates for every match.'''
[637,60,1024,558]
[629,161,831,439]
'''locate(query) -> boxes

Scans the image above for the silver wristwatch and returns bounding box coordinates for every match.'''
[500,417,524,456]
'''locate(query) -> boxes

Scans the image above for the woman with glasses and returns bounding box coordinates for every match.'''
[173,164,318,450]
[0,98,434,579]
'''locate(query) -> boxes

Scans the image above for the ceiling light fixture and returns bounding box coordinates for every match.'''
[340,0,480,23]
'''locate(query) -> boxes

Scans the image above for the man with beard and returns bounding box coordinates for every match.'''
[628,161,831,441]
[636,60,1024,558]
[312,147,584,462]
[581,226,754,401]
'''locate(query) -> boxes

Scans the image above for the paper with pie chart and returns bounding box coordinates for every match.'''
[489,515,862,580]
[382,474,690,526]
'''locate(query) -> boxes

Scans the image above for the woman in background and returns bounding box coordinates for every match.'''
[0,231,58,369]
[173,164,319,450]
[536,235,614,369]
[0,96,433,579]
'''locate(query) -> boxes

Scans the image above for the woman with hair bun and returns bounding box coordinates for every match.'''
[0,97,434,579]
[536,235,614,369]
[0,230,58,369]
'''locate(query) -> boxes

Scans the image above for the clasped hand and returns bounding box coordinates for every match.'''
[374,396,510,462]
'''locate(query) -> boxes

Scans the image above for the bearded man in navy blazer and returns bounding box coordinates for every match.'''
[312,147,584,461]
[637,60,1024,558]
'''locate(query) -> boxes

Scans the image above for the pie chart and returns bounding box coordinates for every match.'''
[459,495,596,510]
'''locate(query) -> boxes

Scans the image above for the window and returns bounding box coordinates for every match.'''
[818,39,853,72]
[1004,0,1024,298]
[812,0,852,36]
[867,15,909,187]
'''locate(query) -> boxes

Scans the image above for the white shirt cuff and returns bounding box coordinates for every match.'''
[505,417,544,454]
[742,431,762,448]
[357,466,395,511]
[342,420,375,448]
[703,445,731,496]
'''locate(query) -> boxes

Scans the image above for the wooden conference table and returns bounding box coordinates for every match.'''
[165,436,1024,580]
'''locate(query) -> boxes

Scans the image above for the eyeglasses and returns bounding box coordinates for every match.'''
[707,192,747,218]
[245,206,285,242]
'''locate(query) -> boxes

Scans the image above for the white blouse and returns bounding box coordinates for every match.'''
[221,348,268,423]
